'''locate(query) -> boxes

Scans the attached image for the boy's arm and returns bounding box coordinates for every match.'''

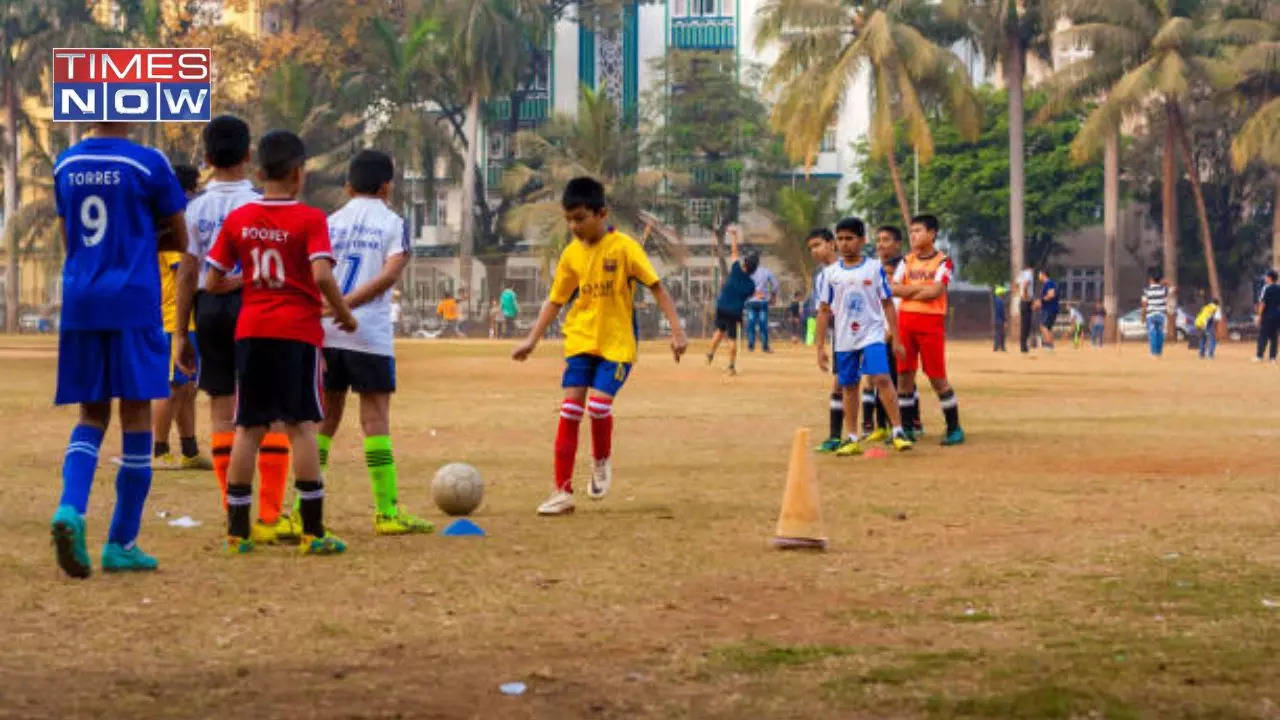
[648,281,688,362]
[345,254,409,309]
[729,227,739,262]
[172,257,205,374]
[911,282,946,301]
[883,298,904,358]
[816,304,831,371]
[313,259,357,332]
[158,212,188,252]
[512,300,563,360]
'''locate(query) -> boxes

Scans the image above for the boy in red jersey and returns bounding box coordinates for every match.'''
[890,214,965,446]
[179,130,357,554]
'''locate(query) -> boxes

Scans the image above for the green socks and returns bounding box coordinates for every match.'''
[364,435,398,517]
[317,433,332,472]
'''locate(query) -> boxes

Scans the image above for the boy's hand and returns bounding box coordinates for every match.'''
[334,309,358,333]
[173,334,196,375]
[670,332,688,362]
[817,347,829,372]
[512,338,537,361]
[892,340,906,358]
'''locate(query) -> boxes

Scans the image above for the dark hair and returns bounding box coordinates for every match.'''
[348,149,394,194]
[834,216,865,237]
[562,176,606,212]
[1268,270,1278,282]
[202,115,250,169]
[806,227,834,243]
[876,225,902,244]
[910,214,939,232]
[258,130,306,181]
[173,163,199,193]
[1211,297,1220,304]
[743,252,761,275]
[1149,269,1163,282]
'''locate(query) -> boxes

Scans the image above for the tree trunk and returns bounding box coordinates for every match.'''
[1170,104,1222,303]
[1103,126,1119,342]
[1005,39,1027,339]
[459,93,480,315]
[1161,105,1178,325]
[885,148,911,229]
[3,77,19,334]
[481,255,506,310]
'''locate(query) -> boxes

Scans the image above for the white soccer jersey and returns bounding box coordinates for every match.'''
[322,197,409,357]
[817,257,892,352]
[185,179,261,286]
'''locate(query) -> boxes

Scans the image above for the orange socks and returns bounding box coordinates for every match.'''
[257,432,290,524]
[211,431,235,510]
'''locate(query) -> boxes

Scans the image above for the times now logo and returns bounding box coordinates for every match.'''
[53,48,211,122]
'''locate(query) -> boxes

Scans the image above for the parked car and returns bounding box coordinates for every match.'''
[1227,315,1260,341]
[1117,308,1187,341]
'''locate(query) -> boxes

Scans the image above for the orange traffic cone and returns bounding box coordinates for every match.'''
[772,427,828,550]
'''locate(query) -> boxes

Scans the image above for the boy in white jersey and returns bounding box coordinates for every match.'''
[173,115,297,544]
[815,217,912,456]
[316,150,432,535]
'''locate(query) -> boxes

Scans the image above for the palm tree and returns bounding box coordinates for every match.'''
[444,0,527,305]
[757,0,982,229]
[764,184,836,294]
[501,85,682,275]
[941,0,1049,335]
[1228,40,1280,269]
[1054,0,1272,304]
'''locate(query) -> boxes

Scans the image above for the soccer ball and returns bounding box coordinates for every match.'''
[431,462,484,516]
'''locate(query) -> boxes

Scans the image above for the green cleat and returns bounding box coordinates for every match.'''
[225,537,255,556]
[941,428,966,446]
[101,543,158,572]
[374,511,435,536]
[815,437,842,454]
[51,505,91,579]
[299,532,347,556]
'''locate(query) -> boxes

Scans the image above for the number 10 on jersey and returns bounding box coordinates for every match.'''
[249,247,285,288]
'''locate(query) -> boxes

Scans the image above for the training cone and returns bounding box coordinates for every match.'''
[442,518,486,537]
[772,427,828,550]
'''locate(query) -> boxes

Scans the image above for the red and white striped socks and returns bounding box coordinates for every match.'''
[587,395,613,461]
[554,399,584,492]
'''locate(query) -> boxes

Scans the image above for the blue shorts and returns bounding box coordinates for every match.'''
[56,327,170,405]
[165,332,199,386]
[562,354,631,396]
[834,343,891,387]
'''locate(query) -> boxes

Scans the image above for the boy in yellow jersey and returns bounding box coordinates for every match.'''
[153,165,212,470]
[513,177,688,515]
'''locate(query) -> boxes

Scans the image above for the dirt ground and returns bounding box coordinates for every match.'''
[0,335,1277,719]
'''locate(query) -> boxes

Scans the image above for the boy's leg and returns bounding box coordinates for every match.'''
[53,401,110,579]
[319,390,347,470]
[727,336,738,372]
[860,378,877,436]
[152,393,174,460]
[106,400,157,563]
[872,375,904,430]
[257,425,290,525]
[227,425,267,540]
[556,386,588,493]
[585,359,630,500]
[841,385,858,442]
[707,330,724,361]
[359,391,426,532]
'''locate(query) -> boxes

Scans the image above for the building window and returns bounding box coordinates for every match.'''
[820,128,837,153]
[1067,267,1102,303]
[687,197,716,224]
[674,0,723,18]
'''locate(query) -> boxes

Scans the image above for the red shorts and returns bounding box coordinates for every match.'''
[898,312,947,379]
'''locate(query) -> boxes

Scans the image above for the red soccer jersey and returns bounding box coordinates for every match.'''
[207,198,334,346]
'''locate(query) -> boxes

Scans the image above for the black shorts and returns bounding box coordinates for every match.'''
[1042,309,1059,330]
[714,309,742,340]
[323,348,396,393]
[195,290,242,396]
[234,338,323,427]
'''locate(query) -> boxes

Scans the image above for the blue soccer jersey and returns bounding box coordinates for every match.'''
[54,136,187,330]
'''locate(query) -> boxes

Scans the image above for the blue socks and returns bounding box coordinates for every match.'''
[108,431,152,548]
[59,425,105,514]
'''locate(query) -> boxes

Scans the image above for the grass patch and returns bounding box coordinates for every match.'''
[707,640,856,673]
[927,685,1140,719]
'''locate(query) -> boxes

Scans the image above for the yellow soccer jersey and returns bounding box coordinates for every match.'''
[158,250,182,333]
[549,230,660,364]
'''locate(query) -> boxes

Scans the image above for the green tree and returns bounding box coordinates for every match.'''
[757,0,981,228]
[643,53,791,276]
[765,183,837,293]
[1228,39,1280,268]
[847,88,1104,285]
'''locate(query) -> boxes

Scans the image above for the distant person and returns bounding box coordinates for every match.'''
[487,297,500,338]
[1036,270,1058,351]
[1256,270,1280,363]
[705,228,756,376]
[745,254,779,353]
[390,290,402,336]
[1196,297,1221,359]
[1090,305,1105,348]
[1068,303,1085,349]
[861,225,905,441]
[1142,271,1170,357]
[787,290,804,342]
[991,286,1007,352]
[436,291,462,336]
[500,285,519,338]
[1016,263,1035,353]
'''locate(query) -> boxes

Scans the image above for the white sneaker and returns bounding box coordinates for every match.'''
[588,457,612,500]
[536,490,575,516]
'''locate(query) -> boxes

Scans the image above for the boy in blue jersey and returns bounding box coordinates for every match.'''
[50,122,189,578]
[815,217,912,456]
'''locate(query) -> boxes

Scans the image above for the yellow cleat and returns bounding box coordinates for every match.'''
[299,532,347,556]
[249,521,277,546]
[152,453,182,471]
[834,440,864,457]
[891,434,915,452]
[225,537,254,556]
[864,428,891,444]
[180,454,214,470]
[270,513,303,544]
[374,511,435,536]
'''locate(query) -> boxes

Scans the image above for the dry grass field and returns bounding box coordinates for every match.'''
[0,334,1277,719]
